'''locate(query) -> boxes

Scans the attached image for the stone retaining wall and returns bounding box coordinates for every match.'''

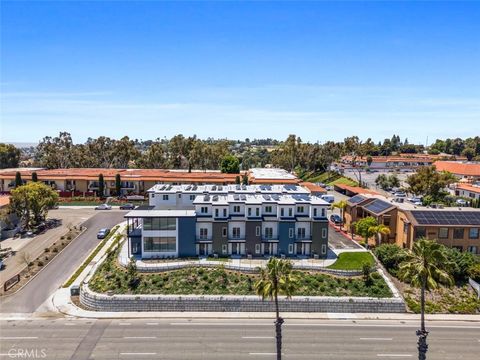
[80,283,405,313]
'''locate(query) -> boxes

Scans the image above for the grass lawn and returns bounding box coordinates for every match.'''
[89,251,391,298]
[328,252,375,270]
[305,171,358,187]
[329,177,358,187]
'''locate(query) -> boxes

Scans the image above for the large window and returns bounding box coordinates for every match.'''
[438,227,449,239]
[232,227,241,239]
[144,237,176,252]
[415,227,426,239]
[453,228,465,240]
[264,227,273,239]
[233,205,241,213]
[199,228,208,240]
[297,228,306,239]
[469,228,479,239]
[265,206,272,213]
[143,218,176,231]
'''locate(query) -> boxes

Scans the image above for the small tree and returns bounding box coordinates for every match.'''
[366,155,373,167]
[127,256,139,289]
[235,175,241,184]
[115,173,121,196]
[354,216,390,246]
[19,251,32,272]
[255,258,298,360]
[31,172,38,182]
[331,200,347,228]
[398,239,453,360]
[98,173,105,198]
[362,262,373,286]
[220,154,240,174]
[242,173,249,185]
[15,171,23,187]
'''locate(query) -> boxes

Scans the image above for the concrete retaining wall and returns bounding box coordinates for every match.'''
[80,283,405,313]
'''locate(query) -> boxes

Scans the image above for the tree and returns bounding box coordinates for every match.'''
[10,182,58,230]
[15,171,23,187]
[366,156,373,167]
[331,200,347,228]
[235,175,241,184]
[98,174,105,198]
[255,258,298,360]
[127,256,139,289]
[0,143,21,169]
[462,148,475,161]
[115,173,121,196]
[398,239,453,360]
[220,155,240,174]
[406,166,456,201]
[354,216,390,246]
[36,131,74,169]
[31,172,38,182]
[242,173,249,185]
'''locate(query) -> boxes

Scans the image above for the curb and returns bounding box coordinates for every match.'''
[1,226,87,298]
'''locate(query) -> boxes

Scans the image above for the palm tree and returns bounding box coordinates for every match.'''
[254,258,298,360]
[398,239,453,360]
[331,200,347,229]
[370,224,391,246]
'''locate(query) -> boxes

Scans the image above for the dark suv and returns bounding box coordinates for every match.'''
[330,214,343,225]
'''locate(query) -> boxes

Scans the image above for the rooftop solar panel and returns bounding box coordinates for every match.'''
[363,199,394,215]
[348,195,367,204]
[411,211,480,226]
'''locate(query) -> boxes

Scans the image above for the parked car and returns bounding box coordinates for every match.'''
[330,214,343,225]
[456,198,468,206]
[97,228,110,239]
[120,203,136,210]
[393,192,406,198]
[95,204,112,210]
[325,185,333,191]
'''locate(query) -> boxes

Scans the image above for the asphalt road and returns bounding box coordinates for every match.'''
[0,318,478,359]
[0,211,126,313]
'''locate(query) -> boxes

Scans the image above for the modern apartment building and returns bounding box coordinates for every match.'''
[125,184,330,259]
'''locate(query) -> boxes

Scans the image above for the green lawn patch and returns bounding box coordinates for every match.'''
[328,252,375,270]
[89,251,391,298]
[329,177,358,187]
[63,225,120,287]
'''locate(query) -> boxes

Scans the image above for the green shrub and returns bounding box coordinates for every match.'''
[468,263,480,283]
[443,247,478,282]
[374,244,406,274]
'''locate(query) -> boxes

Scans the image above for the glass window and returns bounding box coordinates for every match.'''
[248,208,252,216]
[143,218,152,230]
[222,244,227,254]
[468,246,478,254]
[321,208,326,217]
[313,208,317,217]
[297,228,306,239]
[143,237,176,252]
[199,228,208,239]
[453,228,465,240]
[289,228,294,238]
[265,206,272,213]
[288,244,294,254]
[297,206,304,213]
[255,244,261,254]
[321,244,327,254]
[143,218,175,231]
[265,227,273,239]
[256,208,260,217]
[415,227,426,239]
[322,228,327,238]
[438,227,449,239]
[201,206,208,214]
[232,227,241,238]
[190,195,195,201]
[222,227,227,237]
[215,209,219,217]
[256,226,260,236]
[288,208,293,217]
[233,205,240,213]
[469,228,479,239]
[162,194,169,200]
[281,208,284,216]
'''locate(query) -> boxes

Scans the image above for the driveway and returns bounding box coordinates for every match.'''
[0,208,96,282]
[0,211,126,313]
[328,223,362,251]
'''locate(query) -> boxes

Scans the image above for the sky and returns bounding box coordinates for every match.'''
[1,1,479,145]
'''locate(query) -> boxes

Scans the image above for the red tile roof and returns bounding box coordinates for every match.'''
[0,196,10,207]
[334,183,379,195]
[456,184,480,194]
[434,161,480,177]
[299,182,327,194]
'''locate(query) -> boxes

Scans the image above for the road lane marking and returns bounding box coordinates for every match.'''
[170,322,271,326]
[123,336,157,339]
[119,323,131,326]
[146,323,159,326]
[249,353,277,356]
[360,338,393,341]
[0,337,39,340]
[377,355,412,358]
[120,353,156,356]
[64,323,75,326]
[242,336,274,339]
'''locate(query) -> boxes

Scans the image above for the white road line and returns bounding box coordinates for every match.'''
[242,336,275,339]
[249,353,277,356]
[170,322,272,326]
[0,337,39,340]
[123,336,157,339]
[120,353,156,356]
[119,323,131,326]
[64,323,75,326]
[146,322,159,326]
[360,338,393,341]
[377,355,412,358]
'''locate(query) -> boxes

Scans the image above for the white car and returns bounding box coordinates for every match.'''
[456,199,468,206]
[95,204,112,210]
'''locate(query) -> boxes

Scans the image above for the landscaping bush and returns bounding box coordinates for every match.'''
[374,244,407,275]
[37,261,44,266]
[443,247,478,282]
[468,263,480,283]
[44,248,50,253]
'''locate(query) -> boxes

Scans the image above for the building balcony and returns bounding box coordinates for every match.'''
[228,237,246,242]
[196,236,213,243]
[261,237,279,242]
[295,236,312,242]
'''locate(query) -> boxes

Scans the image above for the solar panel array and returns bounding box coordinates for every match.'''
[363,199,394,215]
[411,211,480,226]
[348,195,366,204]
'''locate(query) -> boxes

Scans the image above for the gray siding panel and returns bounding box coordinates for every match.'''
[212,221,228,254]
[245,221,261,255]
[177,217,197,257]
[278,221,295,255]
[312,221,329,258]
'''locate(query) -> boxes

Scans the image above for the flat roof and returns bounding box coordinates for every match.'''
[124,209,196,218]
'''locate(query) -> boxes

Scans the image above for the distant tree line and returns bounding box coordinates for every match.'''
[1,133,478,171]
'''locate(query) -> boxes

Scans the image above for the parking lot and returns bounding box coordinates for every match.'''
[328,223,362,250]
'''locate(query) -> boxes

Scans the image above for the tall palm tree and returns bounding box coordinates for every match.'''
[398,238,453,360]
[254,258,298,360]
[331,200,347,229]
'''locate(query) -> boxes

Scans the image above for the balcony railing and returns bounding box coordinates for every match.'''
[196,236,213,242]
